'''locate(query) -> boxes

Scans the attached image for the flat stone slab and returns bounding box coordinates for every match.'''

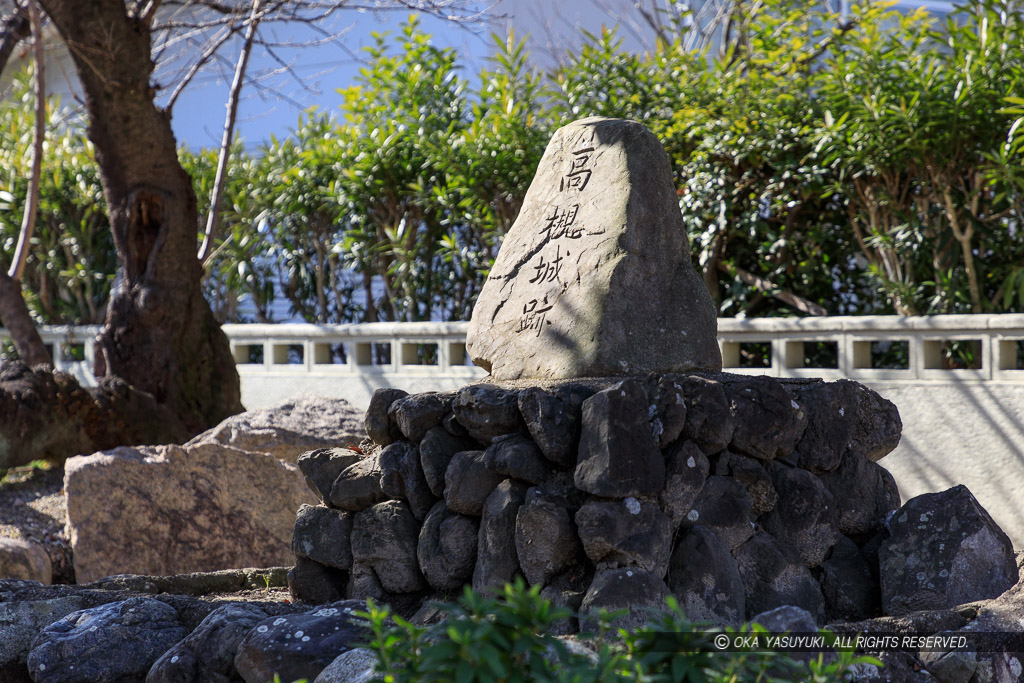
[467,117,721,380]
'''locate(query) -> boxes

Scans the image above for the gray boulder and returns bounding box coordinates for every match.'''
[314,648,378,683]
[725,376,807,461]
[378,440,436,521]
[417,501,479,592]
[665,526,745,627]
[575,380,665,498]
[28,597,187,683]
[515,487,582,587]
[419,427,477,498]
[444,450,505,516]
[364,388,407,447]
[451,385,523,443]
[792,381,859,473]
[466,117,721,380]
[880,486,1018,616]
[484,433,551,485]
[329,454,387,513]
[350,501,425,594]
[473,480,528,593]
[760,465,838,568]
[234,600,368,683]
[575,498,672,576]
[146,603,268,683]
[292,505,353,570]
[733,533,826,624]
[186,394,364,463]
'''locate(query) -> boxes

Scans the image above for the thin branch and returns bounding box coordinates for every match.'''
[9,0,45,283]
[199,0,262,264]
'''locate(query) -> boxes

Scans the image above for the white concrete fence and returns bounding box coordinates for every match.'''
[9,315,1024,547]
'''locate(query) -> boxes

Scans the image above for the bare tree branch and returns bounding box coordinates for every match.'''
[198,0,261,264]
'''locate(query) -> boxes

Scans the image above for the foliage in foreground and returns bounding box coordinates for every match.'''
[359,579,880,683]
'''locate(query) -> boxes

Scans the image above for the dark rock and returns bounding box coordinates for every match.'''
[666,525,745,627]
[725,376,807,460]
[515,487,582,587]
[846,381,902,462]
[444,451,505,516]
[329,455,387,512]
[365,388,407,446]
[847,651,935,682]
[484,433,551,485]
[714,451,776,516]
[233,600,368,683]
[518,385,592,468]
[686,476,755,551]
[645,375,688,448]
[534,470,585,512]
[379,440,436,521]
[660,440,709,527]
[419,427,477,498]
[791,381,857,473]
[880,485,1018,616]
[818,449,900,536]
[350,501,425,594]
[761,465,837,567]
[347,563,384,601]
[827,609,970,640]
[297,447,363,503]
[288,558,348,605]
[733,533,826,624]
[751,604,818,632]
[473,480,528,593]
[539,582,584,636]
[292,504,353,570]
[417,501,479,592]
[575,379,665,498]
[442,412,469,437]
[27,597,187,683]
[918,638,977,683]
[389,392,454,443]
[452,385,523,443]
[0,593,90,682]
[575,497,672,575]
[146,603,268,683]
[678,375,735,454]
[580,568,671,633]
[820,535,880,622]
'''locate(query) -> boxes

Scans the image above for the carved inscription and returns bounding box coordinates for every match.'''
[515,128,599,336]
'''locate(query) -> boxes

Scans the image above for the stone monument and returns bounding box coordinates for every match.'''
[467,117,721,380]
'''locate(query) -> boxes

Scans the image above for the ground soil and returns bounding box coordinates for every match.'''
[0,463,74,583]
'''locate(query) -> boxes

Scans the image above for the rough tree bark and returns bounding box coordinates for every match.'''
[0,0,243,469]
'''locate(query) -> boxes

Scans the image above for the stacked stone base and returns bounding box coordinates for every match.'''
[290,372,914,628]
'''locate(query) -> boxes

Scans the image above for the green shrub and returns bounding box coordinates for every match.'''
[359,579,880,683]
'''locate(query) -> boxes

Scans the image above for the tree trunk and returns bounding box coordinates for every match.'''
[36,0,243,439]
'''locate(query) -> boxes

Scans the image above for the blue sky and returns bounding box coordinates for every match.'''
[168,10,493,151]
